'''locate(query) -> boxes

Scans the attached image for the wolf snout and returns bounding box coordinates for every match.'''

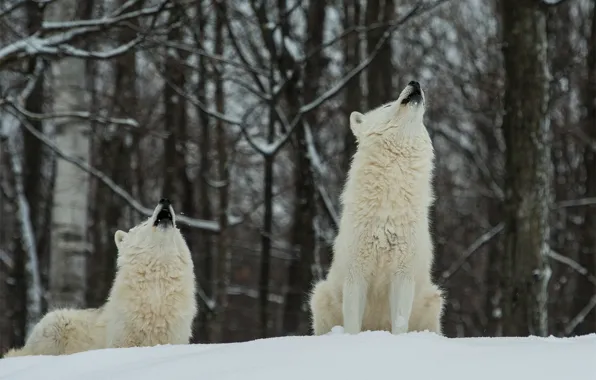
[401,81,423,105]
[153,198,174,227]
[408,81,420,92]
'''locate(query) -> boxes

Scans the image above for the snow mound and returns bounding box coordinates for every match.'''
[1,331,594,380]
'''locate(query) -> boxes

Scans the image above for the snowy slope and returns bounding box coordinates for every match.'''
[1,330,594,380]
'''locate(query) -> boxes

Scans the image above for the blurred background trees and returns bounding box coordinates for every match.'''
[0,0,594,350]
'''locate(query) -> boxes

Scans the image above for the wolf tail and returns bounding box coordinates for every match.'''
[2,346,32,358]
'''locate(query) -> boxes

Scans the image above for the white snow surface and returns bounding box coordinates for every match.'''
[1,330,594,380]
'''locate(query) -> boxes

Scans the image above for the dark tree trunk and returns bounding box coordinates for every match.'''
[342,1,362,175]
[163,6,188,202]
[500,0,552,337]
[212,1,230,343]
[282,0,327,336]
[574,0,596,336]
[365,0,394,109]
[87,0,136,307]
[10,0,47,346]
[194,0,213,343]
[259,87,275,339]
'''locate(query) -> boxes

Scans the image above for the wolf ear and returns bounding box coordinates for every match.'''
[349,111,364,140]
[114,230,127,248]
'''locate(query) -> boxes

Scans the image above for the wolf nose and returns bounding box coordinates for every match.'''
[408,81,420,91]
[159,198,171,207]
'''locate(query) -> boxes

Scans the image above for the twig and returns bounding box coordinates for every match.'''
[9,108,241,232]
[0,0,28,19]
[0,248,13,271]
[555,197,596,208]
[545,249,596,335]
[547,249,596,287]
[440,222,505,282]
[565,295,596,336]
[9,102,139,128]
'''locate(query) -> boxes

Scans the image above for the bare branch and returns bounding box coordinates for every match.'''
[540,0,573,10]
[547,250,596,287]
[41,0,172,31]
[441,222,505,282]
[305,122,339,228]
[565,295,596,335]
[38,35,144,60]
[0,0,28,19]
[555,197,596,208]
[0,248,13,271]
[272,0,452,119]
[0,0,170,66]
[9,108,241,233]
[9,101,140,128]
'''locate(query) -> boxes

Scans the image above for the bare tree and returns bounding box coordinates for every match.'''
[499,0,552,337]
[47,0,92,309]
[212,0,230,342]
[282,0,328,336]
[342,1,362,174]
[194,0,214,341]
[574,0,596,335]
[365,0,394,108]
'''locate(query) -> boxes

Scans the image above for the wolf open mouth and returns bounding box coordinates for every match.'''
[401,81,423,105]
[154,206,173,227]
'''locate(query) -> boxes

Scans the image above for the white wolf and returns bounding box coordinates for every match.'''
[3,198,197,357]
[309,81,444,336]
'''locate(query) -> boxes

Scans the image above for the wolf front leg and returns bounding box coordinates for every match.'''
[342,271,368,334]
[389,272,415,335]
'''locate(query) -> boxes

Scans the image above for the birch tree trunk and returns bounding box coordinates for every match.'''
[47,0,90,309]
[7,120,42,336]
[500,0,552,337]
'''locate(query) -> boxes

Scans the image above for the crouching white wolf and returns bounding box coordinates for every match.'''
[3,198,197,357]
[309,81,445,336]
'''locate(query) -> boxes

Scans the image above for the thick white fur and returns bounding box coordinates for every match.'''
[309,83,445,336]
[3,203,197,358]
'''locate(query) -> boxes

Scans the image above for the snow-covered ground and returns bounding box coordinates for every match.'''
[1,329,594,380]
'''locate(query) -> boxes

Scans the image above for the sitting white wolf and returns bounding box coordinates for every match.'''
[3,198,197,357]
[309,81,445,336]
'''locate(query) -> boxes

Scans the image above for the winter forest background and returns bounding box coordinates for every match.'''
[0,0,595,351]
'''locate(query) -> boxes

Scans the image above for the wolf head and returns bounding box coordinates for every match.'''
[114,198,187,258]
[349,81,427,143]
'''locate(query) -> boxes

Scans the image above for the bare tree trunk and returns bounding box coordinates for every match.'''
[500,0,552,337]
[259,75,275,339]
[574,0,596,335]
[47,0,91,309]
[23,1,45,255]
[7,125,42,336]
[10,0,46,342]
[342,1,362,174]
[282,0,327,336]
[163,4,193,258]
[87,0,134,307]
[163,5,189,203]
[195,0,213,342]
[212,1,230,343]
[365,0,394,108]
